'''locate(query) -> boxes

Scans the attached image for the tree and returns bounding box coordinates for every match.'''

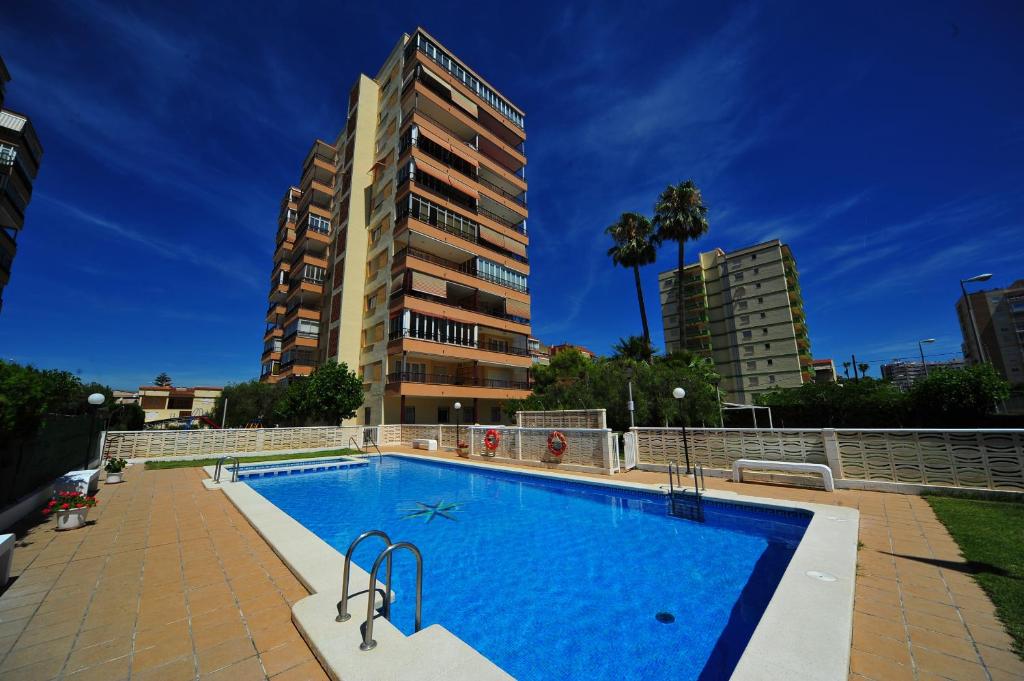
[858,363,870,377]
[275,361,365,426]
[908,364,1010,427]
[606,212,657,356]
[842,361,851,379]
[612,336,656,363]
[653,180,709,351]
[212,380,287,428]
[153,372,172,387]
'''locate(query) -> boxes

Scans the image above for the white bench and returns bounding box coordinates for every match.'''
[54,469,100,495]
[0,533,13,588]
[411,438,438,451]
[731,459,835,492]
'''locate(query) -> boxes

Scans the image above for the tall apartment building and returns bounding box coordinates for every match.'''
[0,56,43,314]
[956,279,1024,386]
[881,358,966,392]
[261,29,532,425]
[658,240,811,404]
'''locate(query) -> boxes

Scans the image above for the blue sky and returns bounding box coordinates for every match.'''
[0,1,1022,389]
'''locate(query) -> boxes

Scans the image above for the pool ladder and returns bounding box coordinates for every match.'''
[336,530,424,651]
[213,456,240,483]
[668,462,706,521]
[348,436,384,460]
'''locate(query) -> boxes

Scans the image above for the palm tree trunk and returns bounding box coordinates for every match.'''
[632,264,651,355]
[677,242,686,351]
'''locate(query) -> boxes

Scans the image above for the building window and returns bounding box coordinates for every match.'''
[749,376,760,386]
[764,343,771,350]
[751,254,757,260]
[438,407,450,424]
[737,301,748,310]
[490,406,502,422]
[755,283,762,289]
[769,375,776,383]
[767,359,774,366]
[757,297,764,304]
[740,315,749,325]
[742,330,753,339]
[734,272,744,281]
[760,312,767,319]
[364,407,372,423]
[404,406,416,423]
[744,346,754,356]
[746,361,756,370]
[753,267,759,274]
[763,328,769,335]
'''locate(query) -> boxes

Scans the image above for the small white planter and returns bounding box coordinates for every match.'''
[56,507,89,531]
[105,472,123,484]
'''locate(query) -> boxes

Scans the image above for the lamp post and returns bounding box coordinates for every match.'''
[84,393,106,469]
[960,273,992,364]
[918,338,936,377]
[672,387,691,473]
[624,366,635,428]
[453,401,462,450]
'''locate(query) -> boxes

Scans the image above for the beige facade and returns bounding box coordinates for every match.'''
[659,240,811,404]
[956,279,1024,386]
[138,385,222,423]
[0,56,43,315]
[260,29,531,425]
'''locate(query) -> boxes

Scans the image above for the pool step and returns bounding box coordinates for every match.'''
[235,459,369,480]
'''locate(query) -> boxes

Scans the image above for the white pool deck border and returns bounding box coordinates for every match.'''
[202,452,859,681]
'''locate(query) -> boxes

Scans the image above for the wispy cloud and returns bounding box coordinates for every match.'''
[40,194,262,289]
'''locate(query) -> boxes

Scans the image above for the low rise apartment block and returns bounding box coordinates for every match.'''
[659,240,811,404]
[138,385,222,423]
[261,29,532,425]
[0,56,43,314]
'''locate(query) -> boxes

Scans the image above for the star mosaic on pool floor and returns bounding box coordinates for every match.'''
[401,500,462,522]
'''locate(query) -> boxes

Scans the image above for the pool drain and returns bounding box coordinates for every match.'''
[806,570,837,582]
[655,612,675,624]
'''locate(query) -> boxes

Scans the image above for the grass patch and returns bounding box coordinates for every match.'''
[144,448,361,470]
[925,495,1024,658]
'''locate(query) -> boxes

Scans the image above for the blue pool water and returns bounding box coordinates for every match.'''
[247,456,809,681]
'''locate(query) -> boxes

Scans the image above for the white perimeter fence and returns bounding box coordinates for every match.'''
[625,427,1024,492]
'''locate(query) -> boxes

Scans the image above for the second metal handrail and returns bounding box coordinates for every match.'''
[337,530,393,622]
[360,542,423,651]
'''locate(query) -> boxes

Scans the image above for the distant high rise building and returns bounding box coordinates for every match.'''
[881,358,967,391]
[956,279,1024,386]
[261,29,532,425]
[0,56,43,314]
[658,239,811,404]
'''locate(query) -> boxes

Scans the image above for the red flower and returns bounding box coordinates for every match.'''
[60,503,70,510]
[41,508,51,515]
[47,500,56,507]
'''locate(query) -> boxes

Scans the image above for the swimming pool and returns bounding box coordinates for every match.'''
[246,455,810,681]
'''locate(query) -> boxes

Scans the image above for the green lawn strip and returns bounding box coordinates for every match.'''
[144,448,361,470]
[925,495,1024,658]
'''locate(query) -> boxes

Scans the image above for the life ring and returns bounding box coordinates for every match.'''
[484,428,501,452]
[547,431,568,458]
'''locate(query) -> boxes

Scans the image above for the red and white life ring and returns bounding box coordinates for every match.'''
[547,431,568,459]
[484,428,501,452]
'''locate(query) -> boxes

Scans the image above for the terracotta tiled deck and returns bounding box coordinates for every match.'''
[1,453,1022,681]
[0,467,327,681]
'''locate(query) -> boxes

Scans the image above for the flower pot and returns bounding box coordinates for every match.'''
[456,448,470,458]
[56,507,89,531]
[105,472,123,484]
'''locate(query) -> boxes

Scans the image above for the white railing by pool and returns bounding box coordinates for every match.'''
[631,427,1024,492]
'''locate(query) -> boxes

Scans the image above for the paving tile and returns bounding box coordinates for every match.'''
[270,658,328,680]
[851,628,911,666]
[131,654,196,681]
[912,646,990,681]
[259,639,313,676]
[64,653,131,681]
[849,649,914,681]
[64,635,132,673]
[197,636,257,676]
[906,624,980,662]
[201,655,266,680]
[0,654,65,681]
[0,633,74,674]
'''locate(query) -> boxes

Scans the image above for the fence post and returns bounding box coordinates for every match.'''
[822,428,844,479]
[600,430,614,473]
[515,428,522,460]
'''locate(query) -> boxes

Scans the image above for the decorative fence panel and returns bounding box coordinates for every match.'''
[836,429,1024,491]
[102,426,365,459]
[467,425,611,471]
[633,428,826,469]
[516,409,606,429]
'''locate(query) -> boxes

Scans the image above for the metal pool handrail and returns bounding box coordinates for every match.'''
[337,530,393,622]
[348,435,384,460]
[214,456,240,483]
[360,542,423,651]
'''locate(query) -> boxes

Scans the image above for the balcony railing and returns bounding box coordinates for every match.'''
[389,329,530,357]
[478,174,527,208]
[402,106,478,152]
[396,197,528,264]
[394,246,529,293]
[392,288,530,325]
[477,205,526,234]
[386,371,530,390]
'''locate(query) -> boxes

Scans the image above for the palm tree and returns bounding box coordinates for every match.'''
[842,362,851,379]
[653,180,709,350]
[858,363,870,378]
[612,336,655,362]
[606,212,657,355]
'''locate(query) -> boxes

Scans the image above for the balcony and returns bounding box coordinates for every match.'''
[392,285,529,325]
[280,350,319,370]
[386,371,530,391]
[396,194,528,264]
[394,245,528,294]
[389,327,530,358]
